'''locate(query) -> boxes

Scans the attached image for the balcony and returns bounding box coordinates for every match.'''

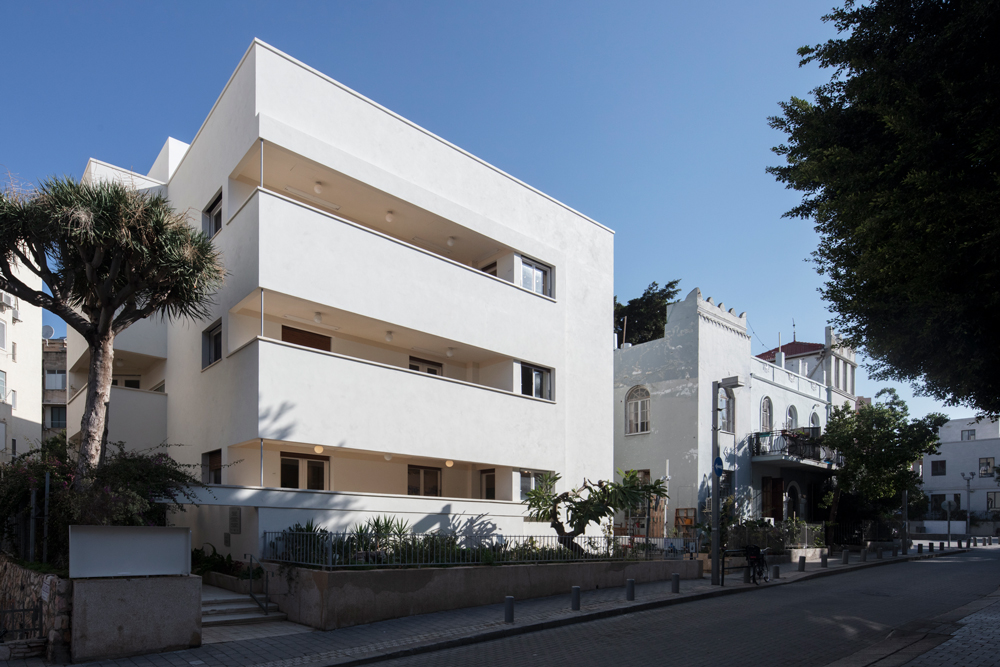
[750,429,843,470]
[66,385,167,450]
[223,338,561,470]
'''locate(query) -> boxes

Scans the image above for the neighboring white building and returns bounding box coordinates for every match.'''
[66,39,614,557]
[0,278,43,462]
[613,288,857,536]
[921,417,1000,519]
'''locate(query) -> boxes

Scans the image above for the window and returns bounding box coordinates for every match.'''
[407,465,441,497]
[45,370,67,390]
[786,405,798,430]
[203,449,222,485]
[480,469,496,500]
[980,458,995,478]
[988,492,1000,512]
[626,386,650,434]
[520,363,551,400]
[481,262,498,277]
[834,359,840,389]
[409,357,443,376]
[281,325,331,352]
[50,406,66,429]
[0,320,5,349]
[810,412,821,430]
[202,321,223,368]
[203,193,223,238]
[123,379,140,389]
[279,452,328,490]
[520,257,550,296]
[961,429,976,441]
[761,397,773,432]
[931,460,946,476]
[520,471,545,501]
[0,370,5,403]
[11,342,15,362]
[151,382,165,393]
[718,387,733,433]
[930,493,945,513]
[10,390,15,410]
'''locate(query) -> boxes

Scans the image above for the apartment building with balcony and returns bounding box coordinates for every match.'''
[66,39,614,557]
[920,417,1000,524]
[612,288,857,536]
[0,280,42,462]
[41,337,68,441]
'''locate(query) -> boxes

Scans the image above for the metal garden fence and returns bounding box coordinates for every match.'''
[261,531,695,569]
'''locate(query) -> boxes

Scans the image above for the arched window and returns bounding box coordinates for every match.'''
[626,386,650,434]
[718,387,734,433]
[761,397,773,432]
[786,405,798,430]
[810,412,821,430]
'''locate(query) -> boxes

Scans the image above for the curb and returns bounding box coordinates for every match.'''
[326,547,973,666]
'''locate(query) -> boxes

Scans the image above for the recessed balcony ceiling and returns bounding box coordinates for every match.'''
[233,143,509,268]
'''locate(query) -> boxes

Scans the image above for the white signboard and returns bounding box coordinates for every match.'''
[69,526,191,579]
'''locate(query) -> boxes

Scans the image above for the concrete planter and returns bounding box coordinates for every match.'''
[202,570,265,594]
[264,558,703,630]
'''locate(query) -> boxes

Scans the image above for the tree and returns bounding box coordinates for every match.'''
[768,0,1000,418]
[0,177,224,478]
[821,388,947,523]
[523,469,668,551]
[614,280,681,346]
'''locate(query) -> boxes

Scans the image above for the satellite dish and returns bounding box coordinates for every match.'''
[42,325,55,339]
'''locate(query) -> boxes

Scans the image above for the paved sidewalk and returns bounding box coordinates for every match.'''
[2,545,978,667]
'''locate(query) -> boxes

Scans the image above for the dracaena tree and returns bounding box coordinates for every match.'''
[0,176,224,479]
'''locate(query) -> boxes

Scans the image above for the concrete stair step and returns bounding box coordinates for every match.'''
[202,611,288,627]
[203,602,280,616]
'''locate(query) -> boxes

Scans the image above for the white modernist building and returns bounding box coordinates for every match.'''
[67,39,614,557]
[921,418,1000,523]
[0,276,43,462]
[612,288,858,536]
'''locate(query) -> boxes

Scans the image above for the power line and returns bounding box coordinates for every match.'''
[745,318,770,352]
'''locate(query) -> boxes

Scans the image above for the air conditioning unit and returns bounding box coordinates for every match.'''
[11,309,20,323]
[1,293,14,308]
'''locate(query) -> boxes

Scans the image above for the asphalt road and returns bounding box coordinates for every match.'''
[374,548,1000,667]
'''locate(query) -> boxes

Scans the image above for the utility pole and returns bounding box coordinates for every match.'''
[960,472,976,537]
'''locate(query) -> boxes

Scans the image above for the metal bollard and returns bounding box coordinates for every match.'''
[928,542,934,552]
[821,554,828,568]
[626,579,635,601]
[671,573,680,593]
[504,596,514,623]
[939,542,945,551]
[877,548,883,560]
[860,549,867,562]
[892,546,898,557]
[917,543,923,554]
[974,537,978,547]
[842,550,849,565]
[743,566,751,583]
[957,539,963,548]
[571,586,580,611]
[798,556,806,572]
[771,565,780,580]
[990,537,993,545]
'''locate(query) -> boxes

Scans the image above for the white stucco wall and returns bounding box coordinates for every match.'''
[0,266,42,459]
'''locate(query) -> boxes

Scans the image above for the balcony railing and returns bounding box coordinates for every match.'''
[750,429,844,467]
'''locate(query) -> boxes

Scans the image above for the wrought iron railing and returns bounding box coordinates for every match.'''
[0,603,42,642]
[261,531,694,569]
[750,430,844,466]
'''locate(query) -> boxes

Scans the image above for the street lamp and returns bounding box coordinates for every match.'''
[712,375,743,586]
[960,472,976,537]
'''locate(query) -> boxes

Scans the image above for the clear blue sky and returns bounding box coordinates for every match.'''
[0,1,957,419]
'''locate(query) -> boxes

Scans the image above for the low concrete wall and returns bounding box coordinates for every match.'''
[203,570,265,594]
[0,553,72,662]
[71,575,202,662]
[265,559,702,630]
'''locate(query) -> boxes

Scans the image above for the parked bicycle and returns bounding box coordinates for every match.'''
[745,544,769,585]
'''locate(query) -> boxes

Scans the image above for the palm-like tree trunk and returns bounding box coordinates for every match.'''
[78,332,115,477]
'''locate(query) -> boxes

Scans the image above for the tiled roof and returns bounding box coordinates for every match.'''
[756,341,824,362]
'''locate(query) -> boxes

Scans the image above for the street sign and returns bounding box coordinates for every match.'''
[942,500,958,512]
[714,457,723,477]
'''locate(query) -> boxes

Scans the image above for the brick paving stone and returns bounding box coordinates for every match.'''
[902,601,1000,666]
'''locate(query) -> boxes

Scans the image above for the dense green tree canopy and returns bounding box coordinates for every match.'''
[823,389,947,520]
[768,0,1000,418]
[614,280,680,346]
[0,177,224,476]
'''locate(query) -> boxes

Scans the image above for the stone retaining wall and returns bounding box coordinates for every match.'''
[0,553,72,662]
[263,558,703,630]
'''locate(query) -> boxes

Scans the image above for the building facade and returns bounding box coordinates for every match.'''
[613,288,857,537]
[41,337,67,442]
[66,39,614,557]
[921,418,1000,520]
[0,279,43,462]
